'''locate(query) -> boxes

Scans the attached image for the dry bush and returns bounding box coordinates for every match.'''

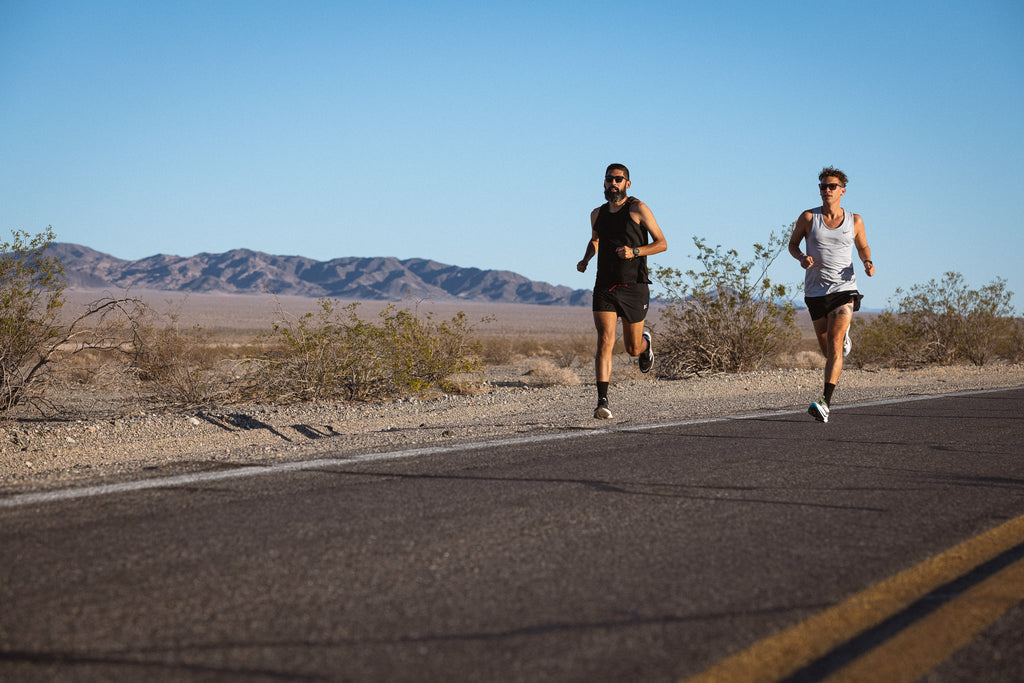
[124,295,260,406]
[53,347,128,386]
[247,299,485,403]
[997,318,1024,362]
[514,338,549,358]
[855,273,1018,368]
[1,227,146,416]
[444,373,487,395]
[131,312,238,406]
[550,335,592,368]
[771,337,825,369]
[478,334,593,368]
[654,229,800,377]
[522,359,581,387]
[479,335,516,364]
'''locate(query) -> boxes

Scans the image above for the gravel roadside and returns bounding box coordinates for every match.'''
[2,363,1023,495]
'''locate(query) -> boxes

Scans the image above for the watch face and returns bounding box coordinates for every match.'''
[633,248,640,257]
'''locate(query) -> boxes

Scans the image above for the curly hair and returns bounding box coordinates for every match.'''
[819,166,848,186]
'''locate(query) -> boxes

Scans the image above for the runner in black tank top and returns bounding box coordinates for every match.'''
[593,197,651,288]
[577,164,668,419]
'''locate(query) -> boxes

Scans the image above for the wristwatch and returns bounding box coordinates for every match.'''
[632,247,641,258]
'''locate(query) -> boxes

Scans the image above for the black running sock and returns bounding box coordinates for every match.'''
[597,381,609,400]
[823,382,836,406]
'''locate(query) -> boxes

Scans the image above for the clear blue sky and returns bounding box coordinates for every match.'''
[3,1,1022,310]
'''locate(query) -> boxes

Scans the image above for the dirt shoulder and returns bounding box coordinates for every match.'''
[3,362,1023,496]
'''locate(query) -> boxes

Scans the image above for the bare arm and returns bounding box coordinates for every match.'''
[853,214,875,277]
[788,211,814,269]
[616,200,668,260]
[577,208,601,272]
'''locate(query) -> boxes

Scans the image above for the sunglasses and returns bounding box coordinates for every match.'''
[604,175,627,183]
[819,182,843,191]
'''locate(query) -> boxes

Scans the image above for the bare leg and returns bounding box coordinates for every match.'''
[593,311,619,383]
[812,303,854,388]
[621,318,647,357]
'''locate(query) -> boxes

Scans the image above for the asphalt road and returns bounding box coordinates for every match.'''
[2,388,1023,682]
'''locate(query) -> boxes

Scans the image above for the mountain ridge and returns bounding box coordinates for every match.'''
[47,243,591,306]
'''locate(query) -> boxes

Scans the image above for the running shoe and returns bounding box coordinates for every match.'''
[638,330,654,373]
[808,399,830,423]
[594,397,613,419]
[843,330,852,357]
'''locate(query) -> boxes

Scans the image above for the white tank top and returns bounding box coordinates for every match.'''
[804,207,858,297]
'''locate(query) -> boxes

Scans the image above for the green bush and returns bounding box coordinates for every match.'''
[250,299,485,402]
[0,228,65,412]
[0,227,144,415]
[856,272,1017,367]
[653,227,800,377]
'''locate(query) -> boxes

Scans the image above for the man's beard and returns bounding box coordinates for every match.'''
[604,187,626,203]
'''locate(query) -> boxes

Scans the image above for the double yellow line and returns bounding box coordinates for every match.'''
[684,514,1024,682]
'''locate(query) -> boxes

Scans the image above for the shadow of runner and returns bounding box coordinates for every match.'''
[291,424,338,440]
[196,412,293,442]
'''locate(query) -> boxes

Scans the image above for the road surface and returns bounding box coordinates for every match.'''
[2,388,1023,681]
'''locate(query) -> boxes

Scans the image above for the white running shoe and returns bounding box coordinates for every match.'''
[808,400,830,423]
[638,330,653,373]
[843,330,852,357]
[594,397,612,420]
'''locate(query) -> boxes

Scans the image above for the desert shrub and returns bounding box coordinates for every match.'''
[0,227,145,415]
[131,309,237,406]
[249,299,485,402]
[53,347,132,388]
[998,317,1024,362]
[653,228,800,377]
[477,334,591,368]
[551,335,592,368]
[0,228,64,412]
[522,358,581,387]
[856,272,1017,367]
[771,337,826,370]
[479,335,516,364]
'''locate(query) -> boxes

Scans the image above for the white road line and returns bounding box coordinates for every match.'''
[1,386,1019,510]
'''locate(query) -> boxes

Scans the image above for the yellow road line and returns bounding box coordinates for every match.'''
[683,514,1024,683]
[824,553,1024,682]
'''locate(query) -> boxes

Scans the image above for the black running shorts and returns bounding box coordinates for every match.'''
[805,291,863,321]
[593,283,650,324]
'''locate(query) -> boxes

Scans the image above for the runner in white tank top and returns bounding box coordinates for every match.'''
[803,207,859,297]
[788,167,876,422]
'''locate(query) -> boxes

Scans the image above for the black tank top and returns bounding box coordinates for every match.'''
[594,197,650,287]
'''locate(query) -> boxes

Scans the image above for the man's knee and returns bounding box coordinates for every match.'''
[596,332,616,354]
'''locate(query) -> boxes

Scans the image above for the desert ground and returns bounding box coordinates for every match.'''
[2,289,1022,495]
[60,288,609,338]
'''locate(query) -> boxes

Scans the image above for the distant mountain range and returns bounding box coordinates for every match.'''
[47,243,591,306]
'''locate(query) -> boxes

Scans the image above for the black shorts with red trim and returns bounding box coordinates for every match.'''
[805,290,863,321]
[593,282,650,324]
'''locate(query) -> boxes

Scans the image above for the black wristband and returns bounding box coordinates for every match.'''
[863,259,873,265]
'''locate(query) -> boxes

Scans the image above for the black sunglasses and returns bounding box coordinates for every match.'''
[819,182,843,191]
[604,175,627,183]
